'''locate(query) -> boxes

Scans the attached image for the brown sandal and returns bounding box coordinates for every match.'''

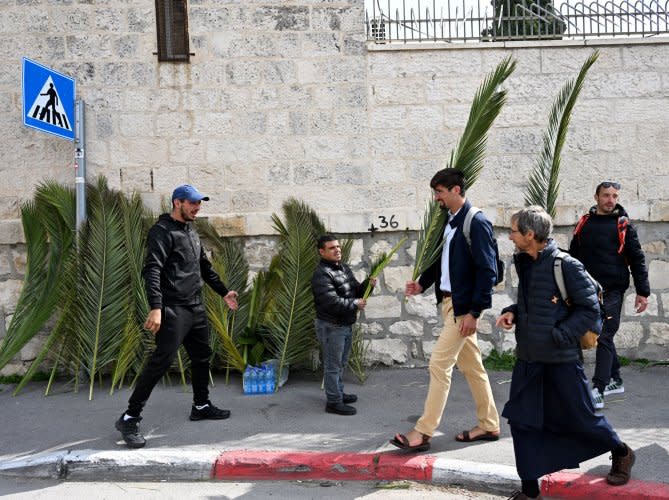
[389,432,431,452]
[455,429,500,443]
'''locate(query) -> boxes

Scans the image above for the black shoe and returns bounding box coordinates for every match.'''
[115,413,146,449]
[325,402,357,415]
[190,401,231,421]
[343,393,357,404]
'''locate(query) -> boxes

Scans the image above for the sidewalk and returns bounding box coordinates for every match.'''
[0,364,667,498]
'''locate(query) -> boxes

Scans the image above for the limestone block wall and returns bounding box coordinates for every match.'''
[0,0,667,373]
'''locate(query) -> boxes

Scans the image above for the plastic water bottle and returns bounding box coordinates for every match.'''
[266,365,276,393]
[250,367,258,394]
[258,366,267,394]
[243,365,251,394]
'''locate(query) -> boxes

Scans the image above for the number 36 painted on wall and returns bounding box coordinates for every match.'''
[368,214,398,234]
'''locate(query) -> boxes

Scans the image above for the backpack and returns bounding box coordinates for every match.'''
[573,213,629,255]
[462,207,505,286]
[553,251,603,349]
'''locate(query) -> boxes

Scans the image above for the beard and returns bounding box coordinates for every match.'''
[180,205,196,221]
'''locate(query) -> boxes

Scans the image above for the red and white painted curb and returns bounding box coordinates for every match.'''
[2,448,669,499]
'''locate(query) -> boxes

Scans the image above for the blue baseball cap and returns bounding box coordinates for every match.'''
[171,184,210,202]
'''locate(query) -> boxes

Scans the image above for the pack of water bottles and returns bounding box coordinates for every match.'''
[242,362,276,395]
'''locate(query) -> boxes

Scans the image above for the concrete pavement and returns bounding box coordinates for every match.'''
[0,364,667,498]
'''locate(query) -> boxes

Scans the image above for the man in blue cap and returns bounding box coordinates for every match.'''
[115,184,239,449]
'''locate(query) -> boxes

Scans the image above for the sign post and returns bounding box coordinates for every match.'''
[22,57,86,231]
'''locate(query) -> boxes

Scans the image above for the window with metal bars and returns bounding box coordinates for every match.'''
[155,0,191,62]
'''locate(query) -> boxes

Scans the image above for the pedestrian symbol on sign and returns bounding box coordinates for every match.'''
[28,76,71,131]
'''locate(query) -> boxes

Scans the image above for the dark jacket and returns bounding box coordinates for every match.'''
[502,240,601,364]
[311,259,366,326]
[568,204,650,296]
[418,200,498,316]
[143,213,229,309]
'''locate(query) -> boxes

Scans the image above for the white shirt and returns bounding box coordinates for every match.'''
[439,208,461,292]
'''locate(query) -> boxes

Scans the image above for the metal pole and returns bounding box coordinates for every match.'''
[74,99,86,234]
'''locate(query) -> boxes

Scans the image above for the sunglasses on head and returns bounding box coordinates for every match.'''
[598,181,621,190]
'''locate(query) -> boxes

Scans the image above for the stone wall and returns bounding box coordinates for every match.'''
[0,1,667,373]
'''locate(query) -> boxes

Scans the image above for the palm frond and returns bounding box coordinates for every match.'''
[411,57,516,280]
[0,182,76,372]
[265,204,319,378]
[525,51,599,217]
[347,324,372,384]
[412,199,448,280]
[449,56,516,188]
[110,191,154,393]
[362,237,407,299]
[64,178,133,400]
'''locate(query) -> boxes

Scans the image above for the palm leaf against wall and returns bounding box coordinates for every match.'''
[524,51,599,217]
[411,57,516,280]
[0,182,75,372]
[198,220,250,372]
[266,200,321,378]
[110,192,154,393]
[63,178,133,400]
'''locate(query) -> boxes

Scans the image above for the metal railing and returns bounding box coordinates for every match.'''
[365,0,669,43]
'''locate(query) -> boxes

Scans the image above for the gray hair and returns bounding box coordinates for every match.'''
[511,205,553,242]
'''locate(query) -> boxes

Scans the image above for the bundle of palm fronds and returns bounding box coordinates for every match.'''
[524,51,599,217]
[411,57,516,280]
[362,237,407,300]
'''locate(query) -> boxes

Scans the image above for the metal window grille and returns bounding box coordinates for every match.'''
[155,0,190,62]
[365,0,669,43]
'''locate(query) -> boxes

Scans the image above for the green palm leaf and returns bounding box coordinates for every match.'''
[198,222,250,372]
[64,178,133,400]
[265,203,320,379]
[411,57,516,280]
[525,51,599,217]
[110,192,154,393]
[0,182,75,373]
[363,237,407,299]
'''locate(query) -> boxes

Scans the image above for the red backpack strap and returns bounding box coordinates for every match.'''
[573,214,590,241]
[617,216,629,254]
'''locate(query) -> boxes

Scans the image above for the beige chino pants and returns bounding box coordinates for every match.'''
[414,297,500,437]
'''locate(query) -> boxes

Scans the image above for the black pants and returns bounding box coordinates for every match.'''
[592,288,624,392]
[127,303,212,417]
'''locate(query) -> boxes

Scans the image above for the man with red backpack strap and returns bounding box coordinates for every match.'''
[568,181,650,410]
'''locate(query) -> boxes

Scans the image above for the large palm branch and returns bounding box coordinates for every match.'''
[197,219,250,372]
[525,51,599,217]
[0,182,75,372]
[266,200,321,378]
[63,178,133,400]
[412,57,516,279]
[110,192,154,393]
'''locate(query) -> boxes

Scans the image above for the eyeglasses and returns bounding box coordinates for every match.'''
[598,181,621,190]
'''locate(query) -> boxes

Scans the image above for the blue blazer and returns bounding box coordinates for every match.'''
[418,200,497,317]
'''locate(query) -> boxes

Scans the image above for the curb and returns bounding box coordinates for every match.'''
[2,448,668,499]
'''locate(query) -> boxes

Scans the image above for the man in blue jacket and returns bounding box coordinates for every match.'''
[497,206,634,500]
[391,168,500,452]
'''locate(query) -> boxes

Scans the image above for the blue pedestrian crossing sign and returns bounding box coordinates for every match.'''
[22,57,76,141]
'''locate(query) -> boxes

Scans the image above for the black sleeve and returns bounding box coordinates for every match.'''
[624,224,650,297]
[200,246,229,298]
[143,225,171,310]
[568,233,580,259]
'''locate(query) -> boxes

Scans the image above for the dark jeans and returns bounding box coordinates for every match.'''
[592,288,624,392]
[315,319,352,404]
[127,303,212,417]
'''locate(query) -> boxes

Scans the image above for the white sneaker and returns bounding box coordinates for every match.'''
[591,388,604,410]
[603,379,625,396]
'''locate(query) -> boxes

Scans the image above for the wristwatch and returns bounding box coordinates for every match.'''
[469,310,481,319]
